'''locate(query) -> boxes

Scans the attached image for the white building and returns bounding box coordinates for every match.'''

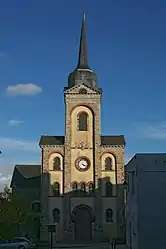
[126,153,166,249]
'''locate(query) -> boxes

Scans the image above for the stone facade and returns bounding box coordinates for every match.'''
[39,84,125,243]
[40,147,64,241]
[39,14,125,244]
[64,85,102,241]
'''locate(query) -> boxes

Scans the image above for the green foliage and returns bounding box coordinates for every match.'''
[3,185,11,200]
[0,199,40,240]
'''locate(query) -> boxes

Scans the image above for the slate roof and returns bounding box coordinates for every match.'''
[39,136,64,146]
[101,135,126,146]
[39,135,125,146]
[16,164,41,178]
[10,164,41,189]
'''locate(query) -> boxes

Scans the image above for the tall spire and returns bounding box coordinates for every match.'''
[68,13,98,89]
[77,12,90,69]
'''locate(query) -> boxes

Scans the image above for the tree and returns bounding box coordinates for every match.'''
[0,199,40,239]
[2,185,11,200]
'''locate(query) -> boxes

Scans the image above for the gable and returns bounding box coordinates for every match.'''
[64,83,102,95]
[10,164,41,189]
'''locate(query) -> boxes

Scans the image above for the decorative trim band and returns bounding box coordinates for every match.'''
[65,93,101,95]
[41,145,64,149]
[101,145,124,148]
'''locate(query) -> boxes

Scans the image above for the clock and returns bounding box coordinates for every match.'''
[75,157,90,171]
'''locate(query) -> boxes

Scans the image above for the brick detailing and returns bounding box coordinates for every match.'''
[40,146,64,242]
[64,94,102,239]
[101,146,125,240]
[63,101,72,234]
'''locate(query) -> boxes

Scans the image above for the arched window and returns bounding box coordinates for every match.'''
[31,201,40,213]
[106,182,113,197]
[88,182,94,193]
[105,157,113,171]
[78,112,88,131]
[80,182,86,192]
[72,182,78,191]
[52,182,60,197]
[52,208,60,223]
[53,157,61,171]
[106,208,113,222]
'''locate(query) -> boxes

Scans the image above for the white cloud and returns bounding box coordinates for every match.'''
[0,173,12,183]
[0,137,39,152]
[6,83,42,96]
[0,176,11,191]
[7,120,24,127]
[0,137,40,191]
[133,121,166,139]
[0,159,13,191]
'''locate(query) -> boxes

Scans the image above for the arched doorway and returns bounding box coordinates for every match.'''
[72,205,94,243]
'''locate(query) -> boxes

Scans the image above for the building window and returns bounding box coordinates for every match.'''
[52,182,60,196]
[106,208,113,222]
[31,201,40,213]
[106,182,113,197]
[72,182,78,191]
[88,182,94,193]
[52,208,60,223]
[105,157,113,171]
[53,157,61,171]
[80,182,86,192]
[78,112,88,131]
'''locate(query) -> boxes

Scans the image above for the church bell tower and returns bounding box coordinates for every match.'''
[63,12,103,236]
[40,13,125,244]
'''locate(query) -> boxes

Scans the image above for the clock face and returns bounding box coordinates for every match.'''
[78,159,88,169]
[76,157,90,171]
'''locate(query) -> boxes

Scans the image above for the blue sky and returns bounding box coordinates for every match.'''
[0,0,166,189]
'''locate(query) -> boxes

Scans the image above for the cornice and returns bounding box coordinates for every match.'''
[101,145,124,149]
[41,145,64,149]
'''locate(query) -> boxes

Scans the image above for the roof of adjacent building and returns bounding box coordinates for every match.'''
[126,153,166,167]
[135,153,166,156]
[39,135,125,146]
[15,164,41,178]
[10,164,41,189]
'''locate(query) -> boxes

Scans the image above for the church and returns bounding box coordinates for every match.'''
[39,14,126,244]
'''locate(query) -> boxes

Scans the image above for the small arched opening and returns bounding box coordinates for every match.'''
[52,182,60,196]
[52,208,60,223]
[53,157,61,171]
[105,208,113,222]
[77,112,88,131]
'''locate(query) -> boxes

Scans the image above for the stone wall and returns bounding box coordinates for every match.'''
[40,146,64,241]
[64,87,102,241]
[101,146,125,240]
